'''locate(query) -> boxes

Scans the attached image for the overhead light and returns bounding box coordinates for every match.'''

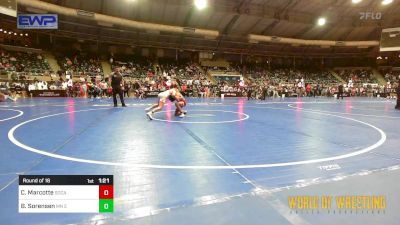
[382,0,393,5]
[352,0,362,3]
[377,56,382,59]
[317,17,326,26]
[0,29,2,32]
[194,0,207,10]
[14,33,17,35]
[8,31,12,34]
[25,33,28,36]
[385,56,388,59]
[20,33,23,36]
[3,31,7,34]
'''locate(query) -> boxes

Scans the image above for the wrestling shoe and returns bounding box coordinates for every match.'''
[179,113,186,118]
[146,111,153,120]
[145,106,152,112]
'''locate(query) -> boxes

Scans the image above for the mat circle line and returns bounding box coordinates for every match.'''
[0,109,24,122]
[151,110,249,124]
[7,105,386,169]
[287,104,400,119]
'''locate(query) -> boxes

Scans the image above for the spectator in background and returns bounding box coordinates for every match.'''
[124,81,131,98]
[306,83,311,97]
[28,82,35,92]
[67,79,73,97]
[61,80,67,90]
[247,87,253,100]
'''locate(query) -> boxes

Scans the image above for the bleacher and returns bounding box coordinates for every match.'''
[246,68,339,86]
[0,48,51,75]
[111,56,154,79]
[157,59,206,82]
[335,69,378,85]
[56,53,103,77]
[0,45,396,100]
[381,68,400,83]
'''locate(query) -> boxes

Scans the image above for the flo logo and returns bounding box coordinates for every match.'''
[359,12,382,20]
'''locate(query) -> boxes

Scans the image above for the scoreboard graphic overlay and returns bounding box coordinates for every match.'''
[18,175,113,213]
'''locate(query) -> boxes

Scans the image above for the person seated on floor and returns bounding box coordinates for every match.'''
[0,91,17,102]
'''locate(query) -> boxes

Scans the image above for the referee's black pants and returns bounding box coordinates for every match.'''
[112,87,126,107]
[337,91,344,99]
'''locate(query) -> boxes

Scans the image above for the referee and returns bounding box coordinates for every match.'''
[110,68,126,107]
[337,84,344,100]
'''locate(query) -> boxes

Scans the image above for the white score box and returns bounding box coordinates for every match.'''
[19,185,99,200]
[19,199,99,213]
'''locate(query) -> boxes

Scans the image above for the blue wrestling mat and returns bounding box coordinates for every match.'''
[0,97,399,225]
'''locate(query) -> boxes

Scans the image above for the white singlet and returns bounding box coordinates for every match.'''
[158,89,177,103]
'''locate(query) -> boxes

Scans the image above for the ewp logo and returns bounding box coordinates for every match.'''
[17,14,58,29]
